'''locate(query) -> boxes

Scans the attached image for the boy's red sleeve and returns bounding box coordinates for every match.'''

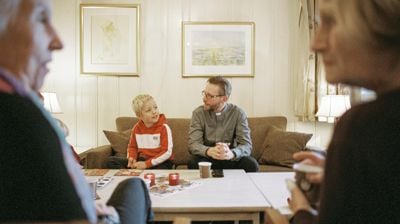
[127,126,138,160]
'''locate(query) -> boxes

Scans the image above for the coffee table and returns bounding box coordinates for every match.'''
[248,172,295,216]
[95,169,270,223]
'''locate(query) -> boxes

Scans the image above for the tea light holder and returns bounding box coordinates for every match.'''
[144,173,156,186]
[168,173,180,186]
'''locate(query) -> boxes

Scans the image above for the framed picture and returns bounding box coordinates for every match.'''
[182,21,255,77]
[80,4,140,76]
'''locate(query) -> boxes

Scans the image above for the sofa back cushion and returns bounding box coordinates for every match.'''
[115,116,287,165]
[166,119,191,165]
[116,117,138,132]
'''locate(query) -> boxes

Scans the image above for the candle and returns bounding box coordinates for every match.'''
[144,173,156,186]
[168,173,180,186]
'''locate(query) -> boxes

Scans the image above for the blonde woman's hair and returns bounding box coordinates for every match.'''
[338,0,400,51]
[132,94,154,117]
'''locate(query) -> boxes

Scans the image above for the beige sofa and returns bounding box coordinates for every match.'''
[81,116,313,172]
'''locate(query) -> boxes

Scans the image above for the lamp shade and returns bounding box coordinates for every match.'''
[41,92,62,113]
[316,95,351,123]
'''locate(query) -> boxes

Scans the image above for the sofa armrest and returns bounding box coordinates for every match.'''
[78,150,89,167]
[84,145,113,169]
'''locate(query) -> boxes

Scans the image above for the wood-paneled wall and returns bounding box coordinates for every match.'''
[43,0,333,151]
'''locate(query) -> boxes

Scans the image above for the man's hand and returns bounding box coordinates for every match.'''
[206,143,234,160]
[293,151,325,183]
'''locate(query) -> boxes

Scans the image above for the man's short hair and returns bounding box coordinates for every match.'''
[132,94,154,117]
[207,76,232,97]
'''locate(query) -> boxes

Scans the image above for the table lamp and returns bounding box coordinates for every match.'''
[316,95,351,123]
[41,92,62,113]
[41,92,69,136]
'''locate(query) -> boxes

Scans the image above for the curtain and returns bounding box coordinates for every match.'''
[294,0,317,121]
[294,0,355,120]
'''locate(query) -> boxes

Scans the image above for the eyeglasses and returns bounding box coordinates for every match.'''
[202,90,223,99]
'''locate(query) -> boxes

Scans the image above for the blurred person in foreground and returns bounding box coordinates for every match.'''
[288,0,400,223]
[0,0,152,223]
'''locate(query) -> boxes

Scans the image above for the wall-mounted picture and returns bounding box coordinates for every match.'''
[182,22,255,77]
[80,4,140,76]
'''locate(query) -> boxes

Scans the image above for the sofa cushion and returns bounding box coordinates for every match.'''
[167,118,191,166]
[259,164,293,172]
[250,124,270,160]
[259,127,312,168]
[103,129,131,157]
[248,117,287,160]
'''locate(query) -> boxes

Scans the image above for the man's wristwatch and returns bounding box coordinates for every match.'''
[230,151,237,160]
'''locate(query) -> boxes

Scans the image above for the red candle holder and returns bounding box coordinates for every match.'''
[144,173,156,186]
[168,173,180,186]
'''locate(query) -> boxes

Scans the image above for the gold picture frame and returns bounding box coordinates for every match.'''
[80,4,140,76]
[182,21,255,77]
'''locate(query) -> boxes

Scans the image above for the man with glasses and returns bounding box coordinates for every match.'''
[188,76,259,172]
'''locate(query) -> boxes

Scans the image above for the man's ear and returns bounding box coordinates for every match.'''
[221,95,229,102]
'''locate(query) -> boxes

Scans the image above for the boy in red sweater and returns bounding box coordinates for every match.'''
[106,94,174,169]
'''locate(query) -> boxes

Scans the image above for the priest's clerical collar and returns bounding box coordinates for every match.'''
[215,103,228,116]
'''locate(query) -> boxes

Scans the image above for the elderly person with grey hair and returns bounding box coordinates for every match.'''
[288,0,400,223]
[0,0,152,223]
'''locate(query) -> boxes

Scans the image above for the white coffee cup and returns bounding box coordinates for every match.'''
[293,163,323,207]
[87,179,97,200]
[143,178,151,189]
[198,162,212,178]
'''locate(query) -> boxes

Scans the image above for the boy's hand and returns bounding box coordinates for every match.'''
[127,158,136,168]
[133,161,147,170]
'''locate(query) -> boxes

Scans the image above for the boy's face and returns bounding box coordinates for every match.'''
[139,99,160,127]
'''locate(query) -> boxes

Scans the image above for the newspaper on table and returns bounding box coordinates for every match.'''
[149,176,202,198]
